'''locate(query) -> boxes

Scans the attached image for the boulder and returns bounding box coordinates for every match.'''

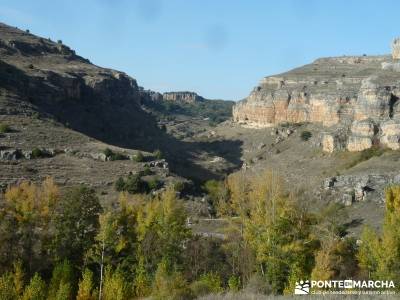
[347,136,372,152]
[0,149,22,160]
[380,119,400,150]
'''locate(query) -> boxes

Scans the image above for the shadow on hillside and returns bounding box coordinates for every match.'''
[0,61,243,183]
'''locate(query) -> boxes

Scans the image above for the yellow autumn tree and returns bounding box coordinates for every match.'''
[0,178,60,274]
[358,185,400,286]
[226,170,317,294]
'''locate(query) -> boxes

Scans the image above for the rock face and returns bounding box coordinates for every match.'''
[0,22,160,148]
[324,173,400,205]
[233,52,400,152]
[163,91,203,103]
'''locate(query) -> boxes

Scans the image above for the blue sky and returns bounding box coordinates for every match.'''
[0,0,399,100]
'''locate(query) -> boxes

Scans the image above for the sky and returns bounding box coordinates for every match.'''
[0,0,399,100]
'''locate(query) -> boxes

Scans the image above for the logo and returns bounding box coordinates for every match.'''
[294,279,396,295]
[295,280,310,295]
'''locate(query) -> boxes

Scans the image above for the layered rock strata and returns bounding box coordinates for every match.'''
[162,91,203,103]
[234,44,400,152]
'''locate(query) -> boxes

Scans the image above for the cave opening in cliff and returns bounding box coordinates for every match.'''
[389,94,399,119]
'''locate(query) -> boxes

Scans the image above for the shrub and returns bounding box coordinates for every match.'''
[0,123,10,133]
[103,148,127,161]
[300,130,312,141]
[31,148,44,159]
[103,148,113,158]
[109,153,127,161]
[115,177,126,192]
[148,178,161,191]
[228,275,241,292]
[153,149,163,160]
[125,174,148,194]
[173,181,186,193]
[191,272,223,297]
[133,151,144,162]
[142,165,153,176]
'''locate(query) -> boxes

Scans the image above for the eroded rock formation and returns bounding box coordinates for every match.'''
[163,91,203,103]
[233,42,400,152]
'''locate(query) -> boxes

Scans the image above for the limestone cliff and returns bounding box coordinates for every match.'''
[163,91,203,103]
[0,22,161,148]
[233,43,400,152]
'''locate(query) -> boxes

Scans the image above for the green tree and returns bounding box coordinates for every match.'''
[48,260,73,300]
[51,186,102,267]
[137,186,191,273]
[87,194,138,278]
[114,177,125,192]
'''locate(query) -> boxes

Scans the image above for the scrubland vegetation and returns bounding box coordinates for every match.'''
[1,172,400,299]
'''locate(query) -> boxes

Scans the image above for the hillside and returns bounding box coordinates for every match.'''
[0,23,240,199]
[1,19,400,298]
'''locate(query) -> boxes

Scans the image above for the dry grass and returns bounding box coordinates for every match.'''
[199,292,398,300]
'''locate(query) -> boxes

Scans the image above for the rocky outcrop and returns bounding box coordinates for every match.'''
[346,120,375,152]
[233,48,400,152]
[324,173,400,205]
[380,119,400,150]
[0,22,160,148]
[163,92,203,103]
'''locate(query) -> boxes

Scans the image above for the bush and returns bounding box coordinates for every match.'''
[300,130,312,141]
[148,178,161,191]
[103,148,127,161]
[115,177,126,192]
[31,148,45,159]
[103,148,113,158]
[0,124,10,133]
[228,275,241,292]
[133,151,144,162]
[154,149,163,160]
[191,272,223,297]
[125,174,148,194]
[142,165,153,176]
[173,181,186,193]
